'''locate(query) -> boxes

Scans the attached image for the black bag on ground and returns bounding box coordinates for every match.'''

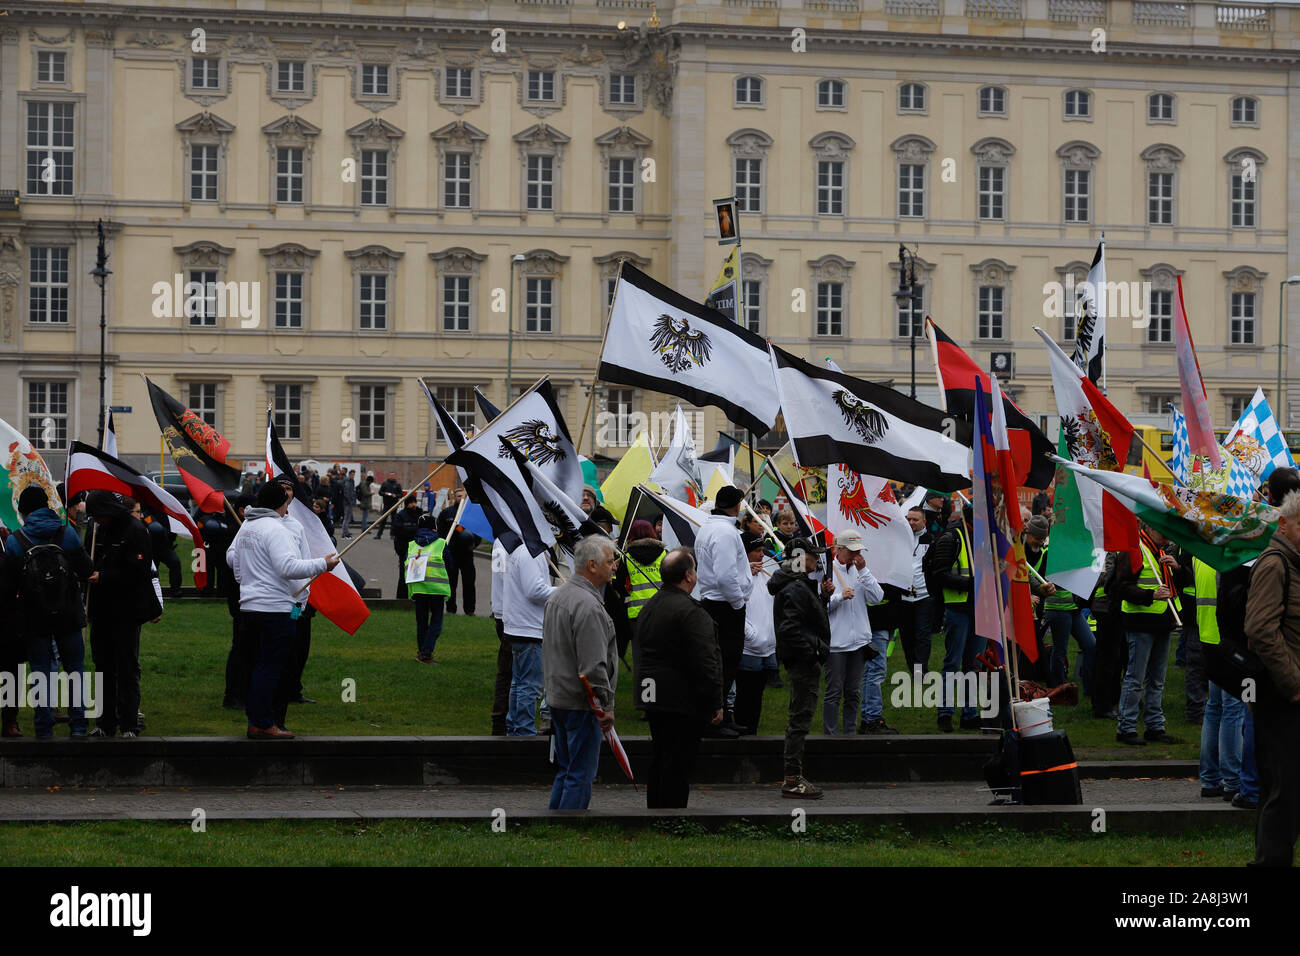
[1018,729,1082,805]
[14,529,82,633]
[983,729,1021,794]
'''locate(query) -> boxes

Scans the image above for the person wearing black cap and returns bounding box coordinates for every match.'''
[768,535,832,798]
[392,494,425,601]
[3,486,93,738]
[694,484,756,735]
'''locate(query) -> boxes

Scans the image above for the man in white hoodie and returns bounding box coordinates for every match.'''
[824,528,883,735]
[694,485,756,735]
[503,542,557,736]
[227,481,338,739]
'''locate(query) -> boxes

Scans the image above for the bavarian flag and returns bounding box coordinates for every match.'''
[704,247,739,322]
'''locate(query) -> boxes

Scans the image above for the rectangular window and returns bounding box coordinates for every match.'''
[526,155,553,211]
[816,282,843,337]
[979,86,1005,114]
[1227,394,1252,422]
[896,291,923,339]
[735,77,762,105]
[1230,292,1256,345]
[188,383,218,426]
[191,58,220,89]
[608,157,635,213]
[818,80,844,109]
[277,61,305,93]
[273,384,302,441]
[743,279,762,333]
[1065,90,1090,117]
[27,381,68,450]
[28,247,69,324]
[817,160,844,216]
[359,274,387,330]
[525,277,553,333]
[1064,168,1090,223]
[276,147,303,204]
[735,158,762,213]
[358,385,387,441]
[607,387,635,445]
[528,70,556,101]
[435,386,476,434]
[361,64,389,96]
[978,286,1004,339]
[609,73,636,105]
[190,144,218,202]
[187,270,218,327]
[361,150,388,206]
[978,166,1005,220]
[274,272,303,329]
[445,67,473,98]
[443,276,471,332]
[1231,174,1256,227]
[1143,393,1178,416]
[1063,304,1076,343]
[37,51,66,84]
[25,101,74,196]
[605,278,618,311]
[1232,97,1257,125]
[1147,289,1172,343]
[898,164,924,218]
[444,152,471,208]
[1148,171,1173,225]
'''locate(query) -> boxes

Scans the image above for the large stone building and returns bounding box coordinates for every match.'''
[2,0,1299,480]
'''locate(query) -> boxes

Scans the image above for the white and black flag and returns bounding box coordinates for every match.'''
[1071,236,1106,386]
[499,438,604,561]
[599,264,779,436]
[769,344,973,492]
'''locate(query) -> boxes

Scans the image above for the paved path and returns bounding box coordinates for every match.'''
[339,530,491,604]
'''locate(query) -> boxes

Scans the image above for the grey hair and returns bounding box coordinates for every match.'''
[575,534,615,570]
[1278,489,1300,522]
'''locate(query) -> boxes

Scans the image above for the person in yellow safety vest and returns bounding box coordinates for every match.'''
[1179,544,1208,725]
[406,513,452,664]
[1024,514,1096,696]
[615,520,665,666]
[1194,556,1248,800]
[1112,526,1191,746]
[931,503,982,732]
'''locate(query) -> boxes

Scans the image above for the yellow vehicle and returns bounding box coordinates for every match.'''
[1124,425,1176,482]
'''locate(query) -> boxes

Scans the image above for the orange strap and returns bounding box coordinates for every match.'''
[1019,762,1078,777]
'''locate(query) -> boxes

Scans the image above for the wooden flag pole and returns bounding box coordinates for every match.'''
[1132,431,1187,487]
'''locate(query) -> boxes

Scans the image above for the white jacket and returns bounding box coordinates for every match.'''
[743,557,779,658]
[490,538,508,620]
[503,545,556,641]
[827,560,884,652]
[695,514,753,609]
[227,507,328,614]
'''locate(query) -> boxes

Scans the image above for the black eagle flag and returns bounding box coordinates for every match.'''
[599,264,779,436]
[769,344,974,493]
[499,438,604,561]
[144,376,241,513]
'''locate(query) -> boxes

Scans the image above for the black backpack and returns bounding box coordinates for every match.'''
[1206,554,1286,702]
[921,528,955,601]
[15,529,82,631]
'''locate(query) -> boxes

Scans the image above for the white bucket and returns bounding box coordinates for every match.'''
[1013,697,1053,738]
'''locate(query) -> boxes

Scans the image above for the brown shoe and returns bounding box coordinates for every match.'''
[2,722,22,738]
[247,725,295,739]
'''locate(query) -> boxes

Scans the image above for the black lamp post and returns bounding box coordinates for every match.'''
[892,244,923,399]
[91,219,111,449]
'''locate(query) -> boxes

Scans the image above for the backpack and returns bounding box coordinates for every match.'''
[15,529,82,631]
[921,529,955,601]
[1206,553,1287,702]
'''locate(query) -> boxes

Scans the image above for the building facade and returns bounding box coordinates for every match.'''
[1,0,1298,480]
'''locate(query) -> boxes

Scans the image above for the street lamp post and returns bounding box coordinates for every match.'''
[90,219,111,449]
[505,253,525,398]
[893,245,923,399]
[1280,275,1300,430]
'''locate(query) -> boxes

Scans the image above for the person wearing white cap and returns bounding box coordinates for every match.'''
[824,528,883,735]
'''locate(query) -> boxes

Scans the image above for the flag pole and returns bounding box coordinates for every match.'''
[1133,432,1187,487]
[577,259,624,453]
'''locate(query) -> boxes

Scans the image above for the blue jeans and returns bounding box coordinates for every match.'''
[1199,680,1246,792]
[507,640,543,736]
[939,609,981,720]
[739,653,777,671]
[549,707,603,810]
[25,630,88,737]
[859,630,891,723]
[1118,630,1170,736]
[1240,705,1259,801]
[1045,607,1095,693]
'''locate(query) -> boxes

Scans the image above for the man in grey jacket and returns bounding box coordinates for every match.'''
[542,535,619,810]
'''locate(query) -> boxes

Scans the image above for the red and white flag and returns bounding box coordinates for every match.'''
[1173,276,1223,470]
[265,411,370,635]
[827,465,912,588]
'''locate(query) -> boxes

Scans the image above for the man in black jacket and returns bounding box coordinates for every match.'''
[438,488,482,615]
[375,472,403,539]
[931,504,980,732]
[634,548,724,808]
[769,536,832,799]
[392,495,423,600]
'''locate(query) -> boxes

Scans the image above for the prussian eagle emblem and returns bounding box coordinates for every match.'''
[837,470,891,529]
[832,390,889,445]
[497,420,566,466]
[541,499,581,556]
[649,314,712,374]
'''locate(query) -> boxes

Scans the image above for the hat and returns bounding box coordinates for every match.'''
[834,528,865,552]
[583,483,600,499]
[589,505,615,526]
[1025,514,1051,540]
[256,481,290,510]
[17,486,48,517]
[785,536,827,558]
[417,512,439,530]
[714,485,744,510]
[741,531,764,554]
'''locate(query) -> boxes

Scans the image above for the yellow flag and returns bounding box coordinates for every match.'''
[703,464,730,504]
[600,430,655,522]
[710,247,739,295]
[704,248,740,321]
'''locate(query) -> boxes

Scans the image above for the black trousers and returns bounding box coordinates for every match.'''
[280,613,312,720]
[734,669,768,736]
[223,610,254,706]
[89,617,141,735]
[447,552,476,614]
[395,553,409,601]
[702,600,745,716]
[897,598,933,673]
[0,633,25,730]
[158,548,182,593]
[646,711,703,809]
[1251,699,1300,866]
[491,616,511,733]
[1091,611,1125,717]
[1183,617,1207,722]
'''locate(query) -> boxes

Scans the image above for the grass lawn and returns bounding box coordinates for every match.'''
[109,600,1202,760]
[0,818,1250,866]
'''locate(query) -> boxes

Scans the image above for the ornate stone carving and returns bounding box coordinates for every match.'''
[809,254,855,283]
[1223,265,1266,294]
[971,137,1015,164]
[513,123,570,164]
[593,251,651,279]
[230,32,271,54]
[617,23,679,113]
[345,245,403,274]
[970,258,1015,284]
[727,128,774,159]
[1057,140,1100,169]
[595,125,652,153]
[84,28,116,48]
[0,235,22,346]
[176,111,236,141]
[399,36,438,60]
[263,115,322,156]
[566,43,606,65]
[430,247,487,274]
[810,131,855,160]
[1139,262,1183,291]
[891,134,936,162]
[127,30,173,48]
[30,29,73,44]
[1141,143,1184,172]
[316,36,357,56]
[175,240,236,268]
[347,118,405,154]
[520,249,570,276]
[432,120,488,154]
[261,243,319,271]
